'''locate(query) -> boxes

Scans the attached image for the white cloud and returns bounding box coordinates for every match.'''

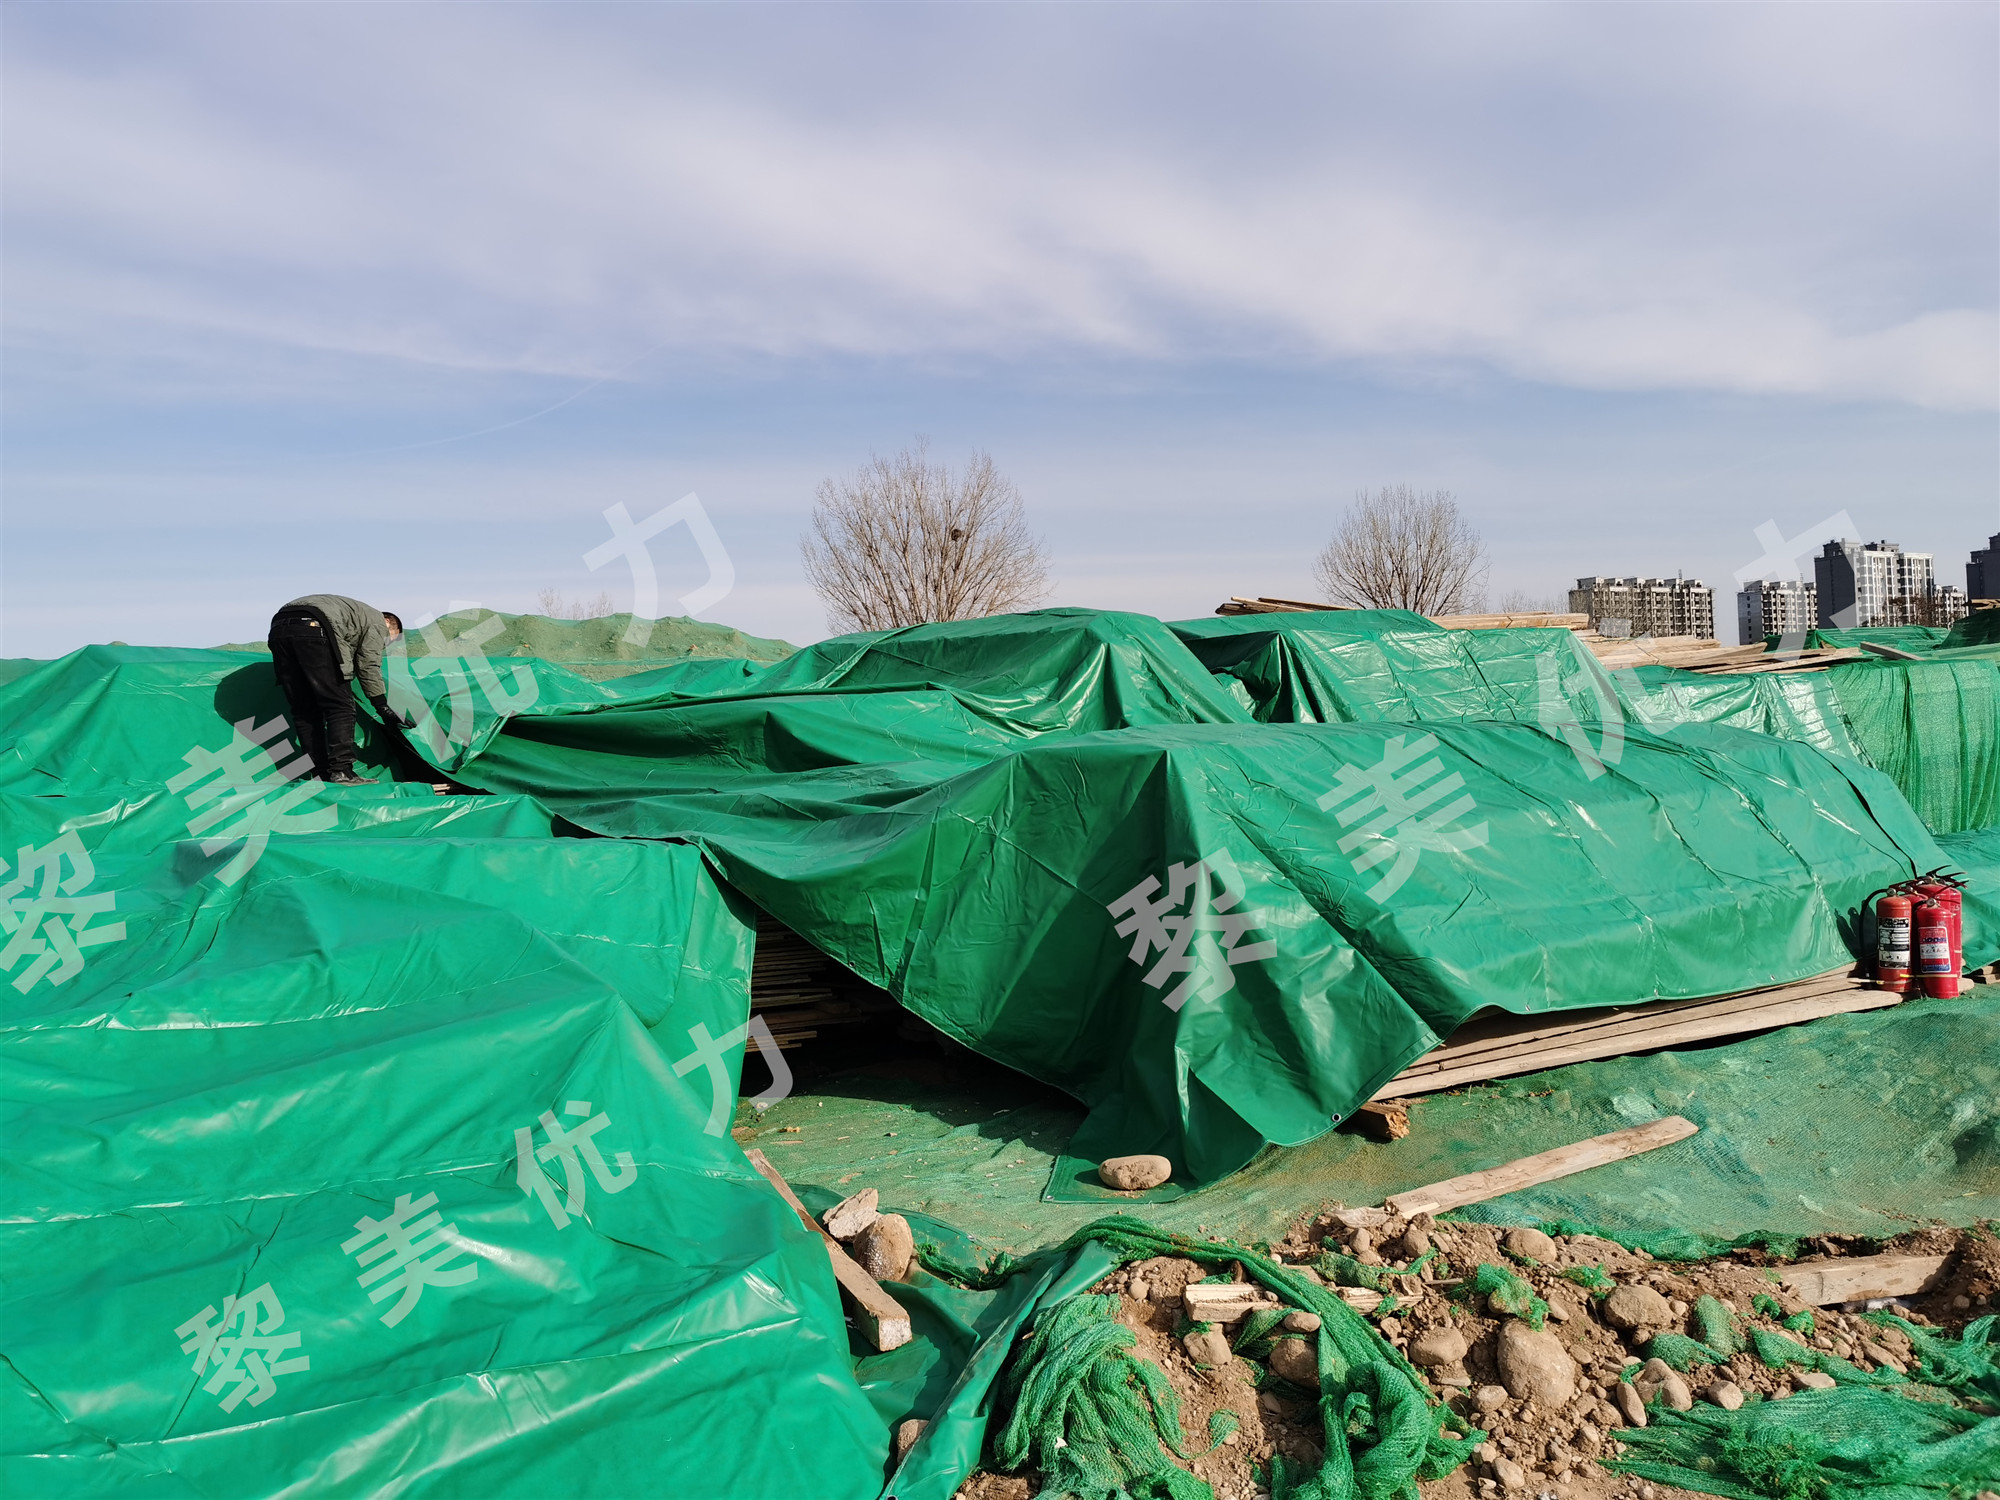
[2,5,1994,408]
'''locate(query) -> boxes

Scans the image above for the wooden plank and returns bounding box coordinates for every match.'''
[744,1148,912,1351]
[1384,1116,1698,1217]
[1380,987,1898,1098]
[1183,1283,1281,1322]
[1780,1254,1947,1306]
[1401,970,1858,1073]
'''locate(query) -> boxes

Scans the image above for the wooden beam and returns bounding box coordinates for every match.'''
[744,1148,913,1351]
[1384,1116,1698,1218]
[1350,1100,1411,1142]
[1780,1254,1948,1306]
[1373,973,1896,1100]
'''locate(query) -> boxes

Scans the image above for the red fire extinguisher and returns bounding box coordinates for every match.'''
[1874,889,1913,993]
[1914,897,1957,999]
[1909,870,1964,982]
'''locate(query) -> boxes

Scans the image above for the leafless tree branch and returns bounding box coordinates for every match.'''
[801,440,1051,633]
[1312,486,1488,616]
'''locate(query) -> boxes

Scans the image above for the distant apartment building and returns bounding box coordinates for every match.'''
[1736,579,1817,645]
[1568,576,1716,639]
[1935,585,1970,625]
[1970,533,2000,602]
[1813,540,1945,627]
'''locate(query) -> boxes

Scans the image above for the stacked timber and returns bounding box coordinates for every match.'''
[1371,968,1898,1100]
[750,914,899,1049]
[1581,634,1862,674]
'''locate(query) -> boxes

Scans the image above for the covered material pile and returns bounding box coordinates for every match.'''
[2,603,1996,1500]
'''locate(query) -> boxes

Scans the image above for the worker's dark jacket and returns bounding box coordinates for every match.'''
[283,594,391,699]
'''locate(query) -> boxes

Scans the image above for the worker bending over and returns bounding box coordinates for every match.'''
[266,595,410,786]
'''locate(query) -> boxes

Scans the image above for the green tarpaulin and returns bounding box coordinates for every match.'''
[4,607,1997,1500]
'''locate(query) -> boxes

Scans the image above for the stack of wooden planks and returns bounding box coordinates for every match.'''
[1371,968,1899,1101]
[1581,634,1863,674]
[1430,610,1590,631]
[750,914,899,1049]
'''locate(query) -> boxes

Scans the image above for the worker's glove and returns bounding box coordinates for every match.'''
[369,695,417,731]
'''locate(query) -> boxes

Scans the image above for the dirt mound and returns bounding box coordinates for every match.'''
[961,1216,1996,1500]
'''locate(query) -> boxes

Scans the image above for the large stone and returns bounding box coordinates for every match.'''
[1268,1337,1320,1387]
[1281,1310,1322,1334]
[1702,1381,1745,1411]
[1614,1382,1648,1428]
[822,1188,879,1241]
[1492,1457,1528,1490]
[1602,1285,1673,1332]
[1183,1328,1233,1367]
[1496,1321,1576,1406]
[852,1214,915,1282]
[894,1419,927,1459]
[1503,1227,1558,1263]
[1474,1384,1511,1413]
[1659,1372,1693,1411]
[1098,1154,1172,1191]
[1793,1370,1836,1391]
[1409,1327,1471,1368]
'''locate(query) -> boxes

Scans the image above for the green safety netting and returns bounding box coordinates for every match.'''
[1776,625,1950,653]
[1942,609,2000,651]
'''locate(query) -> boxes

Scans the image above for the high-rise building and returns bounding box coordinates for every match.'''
[1736,579,1817,645]
[1935,585,1969,626]
[1568,576,1715,639]
[1813,540,1935,628]
[1970,533,2000,602]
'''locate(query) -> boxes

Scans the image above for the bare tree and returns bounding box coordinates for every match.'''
[1495,588,1565,615]
[1312,486,1488,615]
[802,440,1051,632]
[536,588,616,620]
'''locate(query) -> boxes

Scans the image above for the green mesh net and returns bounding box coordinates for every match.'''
[994,1293,1232,1500]
[1457,1264,1548,1329]
[1565,1263,1618,1296]
[1610,1314,2000,1500]
[984,1216,1482,1500]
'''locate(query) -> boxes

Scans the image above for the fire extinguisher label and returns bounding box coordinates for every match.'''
[1918,938,1951,970]
[1878,918,1910,963]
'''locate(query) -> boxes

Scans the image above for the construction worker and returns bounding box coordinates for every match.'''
[266,595,411,785]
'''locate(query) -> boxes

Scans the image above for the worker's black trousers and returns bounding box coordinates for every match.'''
[267,607,357,778]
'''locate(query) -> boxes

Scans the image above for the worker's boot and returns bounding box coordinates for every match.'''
[322,769,377,786]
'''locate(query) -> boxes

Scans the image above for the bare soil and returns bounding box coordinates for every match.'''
[956,1217,1994,1500]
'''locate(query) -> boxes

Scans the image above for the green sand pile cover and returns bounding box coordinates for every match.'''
[219,607,796,680]
[0,647,1092,1500]
[1173,613,1999,835]
[362,611,1993,1193]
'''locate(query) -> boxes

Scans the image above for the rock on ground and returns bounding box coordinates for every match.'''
[1603,1284,1673,1331]
[853,1213,915,1281]
[1502,1227,1557,1263]
[1268,1337,1319,1386]
[822,1188,879,1241]
[1098,1154,1173,1191]
[1496,1322,1576,1406]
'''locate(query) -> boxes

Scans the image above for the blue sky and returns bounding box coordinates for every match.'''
[4,2,1996,656]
